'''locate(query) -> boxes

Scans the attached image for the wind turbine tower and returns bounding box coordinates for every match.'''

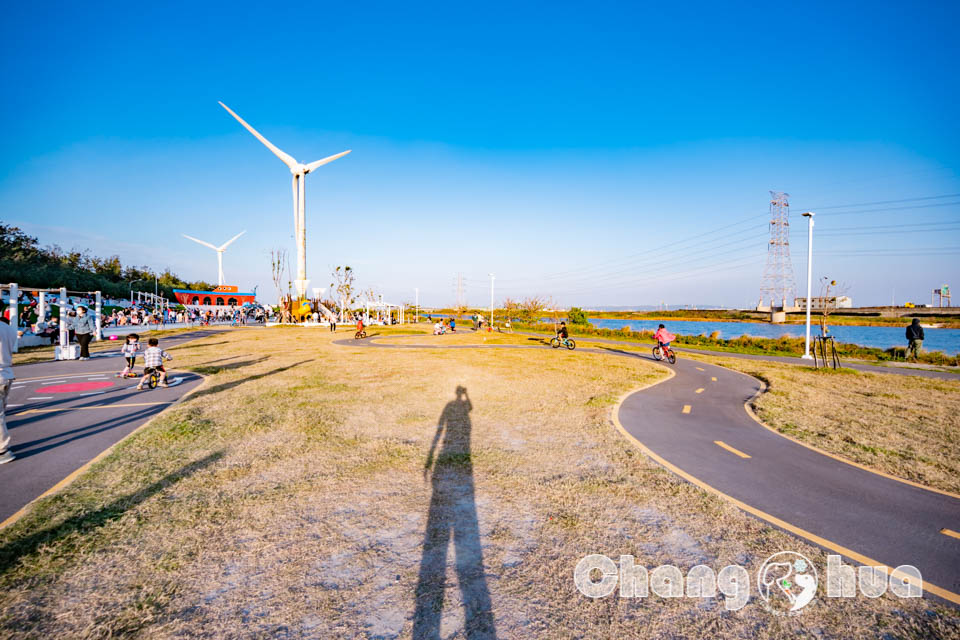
[182,231,246,286]
[219,102,351,299]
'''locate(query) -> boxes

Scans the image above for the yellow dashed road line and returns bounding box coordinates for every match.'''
[695,388,704,394]
[941,528,960,540]
[682,405,691,414]
[714,440,751,459]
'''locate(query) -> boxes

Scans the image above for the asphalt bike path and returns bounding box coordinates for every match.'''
[336,332,960,605]
[0,330,223,524]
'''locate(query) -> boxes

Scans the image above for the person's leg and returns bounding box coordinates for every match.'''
[78,333,91,358]
[907,339,918,359]
[915,339,923,358]
[136,369,150,389]
[0,380,12,459]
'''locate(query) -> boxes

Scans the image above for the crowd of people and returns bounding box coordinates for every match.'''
[1,288,268,350]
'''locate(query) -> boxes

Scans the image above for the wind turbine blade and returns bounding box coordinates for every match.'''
[304,150,351,173]
[218,230,247,251]
[182,234,220,251]
[218,101,298,169]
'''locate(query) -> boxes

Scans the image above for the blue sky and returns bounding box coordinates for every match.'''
[2,1,958,307]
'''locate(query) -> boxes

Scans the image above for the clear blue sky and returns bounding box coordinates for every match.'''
[2,1,958,307]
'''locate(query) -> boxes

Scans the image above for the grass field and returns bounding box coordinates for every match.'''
[0,326,957,638]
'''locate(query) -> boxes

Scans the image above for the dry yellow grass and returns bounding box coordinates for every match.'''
[0,326,956,639]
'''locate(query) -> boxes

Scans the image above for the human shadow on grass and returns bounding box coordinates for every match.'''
[413,386,496,639]
[170,340,232,351]
[0,451,222,573]
[188,356,271,375]
[187,360,314,399]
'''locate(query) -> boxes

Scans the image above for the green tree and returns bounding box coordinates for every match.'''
[567,307,589,325]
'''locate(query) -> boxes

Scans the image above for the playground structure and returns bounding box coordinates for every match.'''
[2,283,104,356]
[932,285,951,307]
[362,294,407,325]
[172,285,256,308]
[132,290,172,315]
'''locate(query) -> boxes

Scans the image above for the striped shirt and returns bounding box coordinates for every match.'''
[142,347,171,368]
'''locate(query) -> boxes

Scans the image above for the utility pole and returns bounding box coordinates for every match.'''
[488,273,495,328]
[801,212,815,360]
[454,273,465,313]
[415,287,419,323]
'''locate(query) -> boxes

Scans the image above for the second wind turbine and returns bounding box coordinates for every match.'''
[219,101,351,299]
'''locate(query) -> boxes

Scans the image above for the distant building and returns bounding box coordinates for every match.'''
[172,285,256,307]
[793,295,853,310]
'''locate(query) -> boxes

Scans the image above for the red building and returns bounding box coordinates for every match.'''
[172,285,256,307]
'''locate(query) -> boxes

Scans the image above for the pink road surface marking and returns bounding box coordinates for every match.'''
[41,381,115,393]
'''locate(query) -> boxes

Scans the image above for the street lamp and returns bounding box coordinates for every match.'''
[415,287,419,323]
[129,278,145,304]
[488,273,495,328]
[801,212,815,360]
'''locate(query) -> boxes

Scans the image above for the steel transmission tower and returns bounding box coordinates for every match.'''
[453,273,466,309]
[760,191,797,308]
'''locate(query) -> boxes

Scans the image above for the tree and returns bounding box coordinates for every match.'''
[567,307,589,325]
[270,249,287,311]
[512,295,550,325]
[818,278,849,336]
[330,265,356,321]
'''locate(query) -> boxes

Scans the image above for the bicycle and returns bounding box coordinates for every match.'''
[354,330,367,339]
[550,336,576,350]
[145,368,161,389]
[652,342,677,364]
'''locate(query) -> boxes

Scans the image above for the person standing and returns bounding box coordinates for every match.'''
[905,318,925,360]
[0,317,17,463]
[75,305,96,360]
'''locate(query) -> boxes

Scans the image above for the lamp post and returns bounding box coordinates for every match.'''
[129,278,145,304]
[415,287,419,323]
[488,273,495,328]
[801,212,815,360]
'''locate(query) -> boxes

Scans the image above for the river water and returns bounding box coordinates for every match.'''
[588,318,960,354]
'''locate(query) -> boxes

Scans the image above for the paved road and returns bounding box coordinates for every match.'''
[0,330,220,523]
[338,332,960,605]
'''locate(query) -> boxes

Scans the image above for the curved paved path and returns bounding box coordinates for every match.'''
[0,330,221,525]
[336,332,960,606]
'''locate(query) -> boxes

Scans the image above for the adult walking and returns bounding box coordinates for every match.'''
[905,318,924,361]
[0,317,17,464]
[75,305,96,361]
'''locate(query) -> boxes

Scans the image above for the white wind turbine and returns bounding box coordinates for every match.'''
[182,230,247,286]
[218,101,351,299]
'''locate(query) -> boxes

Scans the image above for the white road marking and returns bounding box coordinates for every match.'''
[7,404,23,408]
[28,396,53,400]
[40,380,68,385]
[80,391,106,396]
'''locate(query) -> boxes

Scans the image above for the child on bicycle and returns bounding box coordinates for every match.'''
[654,324,675,352]
[119,333,140,377]
[556,321,569,343]
[137,337,173,390]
